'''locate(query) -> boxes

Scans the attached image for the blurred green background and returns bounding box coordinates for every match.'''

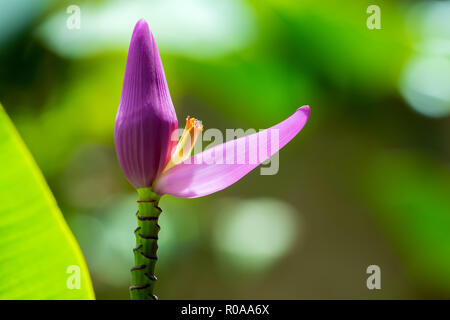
[1,0,449,299]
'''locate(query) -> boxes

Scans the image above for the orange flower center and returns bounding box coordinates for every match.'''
[163,116,203,172]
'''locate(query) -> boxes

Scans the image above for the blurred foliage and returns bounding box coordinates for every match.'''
[0,104,94,299]
[0,0,449,299]
[364,153,450,297]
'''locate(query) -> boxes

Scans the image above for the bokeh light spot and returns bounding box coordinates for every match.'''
[213,198,301,275]
[400,55,450,118]
[37,0,256,59]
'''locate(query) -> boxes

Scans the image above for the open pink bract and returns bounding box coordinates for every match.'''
[153,106,309,198]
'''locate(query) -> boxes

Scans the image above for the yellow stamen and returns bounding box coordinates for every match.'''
[163,116,203,172]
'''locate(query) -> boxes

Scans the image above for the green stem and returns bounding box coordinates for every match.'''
[130,187,162,300]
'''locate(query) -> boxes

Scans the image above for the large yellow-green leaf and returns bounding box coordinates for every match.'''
[0,104,94,299]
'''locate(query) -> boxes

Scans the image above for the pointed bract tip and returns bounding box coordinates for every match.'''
[134,18,149,31]
[298,105,310,117]
[131,19,156,45]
